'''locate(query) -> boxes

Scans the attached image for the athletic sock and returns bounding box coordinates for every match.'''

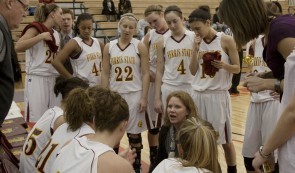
[227,165,237,173]
[149,146,158,165]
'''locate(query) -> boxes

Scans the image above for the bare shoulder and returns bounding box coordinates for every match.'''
[97,152,133,173]
[52,115,65,132]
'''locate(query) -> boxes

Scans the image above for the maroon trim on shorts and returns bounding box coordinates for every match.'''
[145,111,151,130]
[156,113,162,128]
[26,103,30,122]
[224,122,229,143]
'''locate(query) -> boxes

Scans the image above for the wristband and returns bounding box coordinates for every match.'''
[274,79,282,94]
[259,146,271,159]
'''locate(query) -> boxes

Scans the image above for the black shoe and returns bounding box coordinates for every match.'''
[229,88,240,95]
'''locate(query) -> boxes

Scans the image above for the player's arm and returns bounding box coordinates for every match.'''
[253,92,295,170]
[190,34,202,75]
[101,43,111,88]
[220,35,240,74]
[52,40,80,79]
[98,39,105,57]
[154,38,164,114]
[15,28,49,52]
[138,42,150,113]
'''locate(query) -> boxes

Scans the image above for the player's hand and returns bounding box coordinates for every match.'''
[119,147,136,164]
[154,99,163,114]
[244,76,266,93]
[252,151,267,173]
[269,91,280,100]
[211,60,225,69]
[193,34,202,51]
[40,32,52,41]
[139,98,147,113]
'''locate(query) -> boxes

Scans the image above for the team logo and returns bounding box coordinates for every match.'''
[138,120,142,127]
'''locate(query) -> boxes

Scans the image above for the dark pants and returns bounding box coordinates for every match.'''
[231,50,243,89]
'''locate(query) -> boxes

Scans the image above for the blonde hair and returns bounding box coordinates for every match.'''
[219,0,268,49]
[177,117,219,173]
[34,3,60,22]
[119,13,138,26]
[164,91,200,126]
[144,5,164,17]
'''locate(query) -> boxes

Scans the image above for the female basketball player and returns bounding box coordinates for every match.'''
[188,6,240,173]
[19,76,89,173]
[51,87,134,173]
[52,13,104,86]
[218,0,295,172]
[101,13,150,173]
[154,5,195,115]
[242,2,282,172]
[34,86,97,173]
[143,4,170,165]
[15,4,63,123]
[150,91,201,172]
[153,117,219,173]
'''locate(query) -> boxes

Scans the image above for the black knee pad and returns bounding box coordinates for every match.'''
[244,157,255,171]
[148,128,159,135]
[127,133,143,151]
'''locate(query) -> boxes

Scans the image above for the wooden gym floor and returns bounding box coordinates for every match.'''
[16,86,250,173]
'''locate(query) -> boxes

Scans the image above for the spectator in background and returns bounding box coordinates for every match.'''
[118,0,132,19]
[102,0,117,21]
[0,0,29,125]
[137,19,149,40]
[212,7,219,24]
[59,8,74,74]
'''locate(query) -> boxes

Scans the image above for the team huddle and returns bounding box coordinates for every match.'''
[16,0,295,173]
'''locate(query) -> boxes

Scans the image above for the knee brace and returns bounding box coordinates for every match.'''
[244,157,255,171]
[148,128,159,135]
[127,133,143,151]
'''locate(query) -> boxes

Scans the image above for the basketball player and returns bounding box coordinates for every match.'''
[242,35,280,173]
[51,87,134,173]
[218,0,295,172]
[101,13,150,173]
[34,86,96,173]
[19,76,89,173]
[53,13,104,86]
[143,4,170,165]
[188,7,240,173]
[154,5,194,115]
[15,4,63,122]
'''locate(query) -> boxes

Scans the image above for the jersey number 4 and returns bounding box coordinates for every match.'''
[177,60,186,75]
[92,62,102,76]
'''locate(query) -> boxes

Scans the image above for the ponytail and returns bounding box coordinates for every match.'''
[64,88,94,131]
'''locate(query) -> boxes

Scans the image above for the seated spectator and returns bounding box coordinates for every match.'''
[102,0,117,21]
[137,19,149,40]
[117,0,132,19]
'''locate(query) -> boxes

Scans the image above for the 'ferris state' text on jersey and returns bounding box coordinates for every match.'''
[108,38,142,93]
[26,29,60,76]
[192,32,232,91]
[149,29,171,74]
[162,30,194,86]
[250,35,276,102]
[70,37,102,86]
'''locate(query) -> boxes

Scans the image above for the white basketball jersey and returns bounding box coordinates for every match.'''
[149,29,171,74]
[153,158,211,173]
[162,30,194,86]
[35,123,95,173]
[70,37,102,86]
[250,35,276,102]
[192,32,232,91]
[108,38,142,93]
[19,106,63,173]
[26,29,60,76]
[51,136,113,173]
